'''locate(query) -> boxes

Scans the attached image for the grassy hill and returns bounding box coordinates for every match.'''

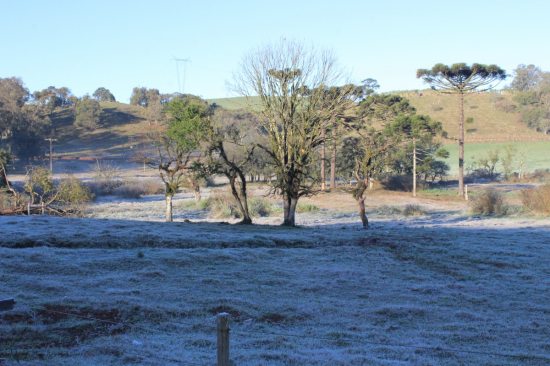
[52,102,151,159]
[399,90,547,142]
[211,91,550,143]
[46,93,548,176]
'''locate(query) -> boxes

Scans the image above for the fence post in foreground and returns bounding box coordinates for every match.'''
[465,184,469,201]
[217,312,230,366]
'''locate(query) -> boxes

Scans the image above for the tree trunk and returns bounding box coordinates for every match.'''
[193,183,201,202]
[228,175,252,225]
[330,127,337,190]
[282,195,298,226]
[357,197,368,229]
[353,179,369,229]
[165,194,173,222]
[458,91,465,198]
[321,128,326,191]
[412,138,417,197]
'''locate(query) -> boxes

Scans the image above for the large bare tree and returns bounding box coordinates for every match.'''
[417,63,506,198]
[234,40,352,226]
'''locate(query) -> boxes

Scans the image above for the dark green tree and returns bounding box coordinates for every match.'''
[130,87,148,107]
[417,63,507,198]
[75,96,102,130]
[1,78,50,164]
[32,86,72,113]
[384,114,446,196]
[155,97,210,222]
[92,87,116,102]
[510,65,550,134]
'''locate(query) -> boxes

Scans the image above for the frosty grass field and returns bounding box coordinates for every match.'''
[1,189,549,365]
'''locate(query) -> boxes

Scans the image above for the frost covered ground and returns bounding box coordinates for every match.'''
[1,190,549,365]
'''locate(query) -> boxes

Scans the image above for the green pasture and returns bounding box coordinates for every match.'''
[442,141,550,176]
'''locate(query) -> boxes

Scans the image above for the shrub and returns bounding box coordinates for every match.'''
[521,184,550,215]
[110,179,164,199]
[248,197,274,217]
[528,169,550,183]
[296,202,320,213]
[374,205,402,216]
[112,183,143,199]
[383,175,412,192]
[56,176,93,214]
[403,204,426,216]
[57,176,93,204]
[470,189,508,216]
[90,161,122,196]
[24,166,55,203]
[0,190,19,210]
[206,190,240,219]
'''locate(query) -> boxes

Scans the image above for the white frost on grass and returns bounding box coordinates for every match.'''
[1,198,549,365]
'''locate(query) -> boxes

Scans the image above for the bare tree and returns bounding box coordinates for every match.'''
[234,40,353,226]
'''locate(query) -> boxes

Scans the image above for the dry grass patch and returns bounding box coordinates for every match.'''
[521,184,550,215]
[470,189,509,216]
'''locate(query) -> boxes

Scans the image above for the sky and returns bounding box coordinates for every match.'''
[2,0,549,102]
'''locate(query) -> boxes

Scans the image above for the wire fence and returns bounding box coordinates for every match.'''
[2,300,549,365]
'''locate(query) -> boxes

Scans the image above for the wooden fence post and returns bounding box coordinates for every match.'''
[217,312,230,366]
[465,184,469,201]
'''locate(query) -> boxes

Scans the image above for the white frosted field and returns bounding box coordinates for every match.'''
[1,190,549,365]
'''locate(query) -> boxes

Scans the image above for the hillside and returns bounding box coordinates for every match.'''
[211,91,550,143]
[51,101,152,159]
[399,90,548,142]
[45,93,549,176]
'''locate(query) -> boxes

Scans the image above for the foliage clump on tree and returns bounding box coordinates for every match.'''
[33,86,73,113]
[93,87,116,102]
[154,97,211,222]
[384,114,447,196]
[417,63,506,198]
[0,77,50,164]
[75,96,102,130]
[510,64,550,134]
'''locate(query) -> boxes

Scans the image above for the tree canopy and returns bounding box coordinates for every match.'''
[417,63,507,93]
[417,63,506,198]
[93,87,116,102]
[234,39,353,226]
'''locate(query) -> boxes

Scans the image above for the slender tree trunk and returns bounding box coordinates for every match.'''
[458,91,465,198]
[193,182,201,202]
[282,195,298,226]
[321,128,326,191]
[357,197,368,229]
[353,179,369,229]
[228,175,252,224]
[165,194,173,222]
[412,138,417,197]
[330,127,337,190]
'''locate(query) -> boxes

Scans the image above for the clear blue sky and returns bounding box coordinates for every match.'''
[2,0,549,102]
